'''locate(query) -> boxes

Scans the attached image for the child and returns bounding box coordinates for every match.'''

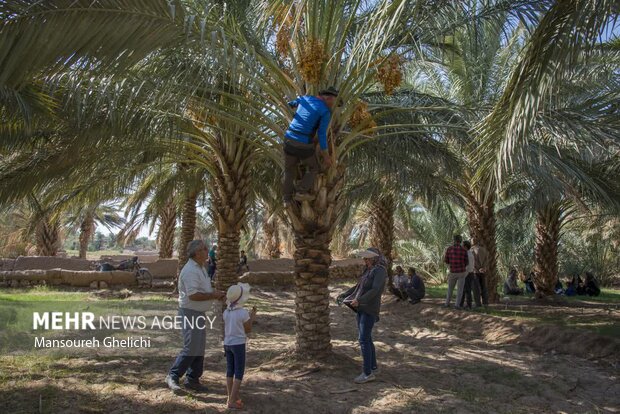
[223,282,257,410]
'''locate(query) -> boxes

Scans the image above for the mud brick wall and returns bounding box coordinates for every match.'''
[12,256,92,271]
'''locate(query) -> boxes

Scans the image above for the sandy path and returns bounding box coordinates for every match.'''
[1,285,618,413]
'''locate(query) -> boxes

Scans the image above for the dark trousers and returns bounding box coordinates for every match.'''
[459,273,474,308]
[357,311,377,376]
[473,272,488,306]
[169,308,207,383]
[207,263,216,280]
[390,286,408,300]
[283,140,319,201]
[406,287,425,302]
[224,343,246,380]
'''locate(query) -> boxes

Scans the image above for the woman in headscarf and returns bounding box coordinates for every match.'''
[337,247,387,384]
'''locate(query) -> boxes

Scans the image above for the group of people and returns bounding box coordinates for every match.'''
[503,269,601,297]
[166,240,393,406]
[389,266,426,304]
[165,240,257,410]
[197,244,252,281]
[443,234,490,309]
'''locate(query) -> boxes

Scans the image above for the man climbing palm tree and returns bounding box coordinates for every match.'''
[282,87,338,204]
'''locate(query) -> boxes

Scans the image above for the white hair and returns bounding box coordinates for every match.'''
[187,240,206,258]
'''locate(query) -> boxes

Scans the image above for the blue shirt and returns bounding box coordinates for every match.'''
[286,96,331,150]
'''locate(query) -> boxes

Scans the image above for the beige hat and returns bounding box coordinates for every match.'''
[357,248,380,258]
[226,282,251,308]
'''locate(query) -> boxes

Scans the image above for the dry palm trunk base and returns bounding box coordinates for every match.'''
[369,193,395,280]
[177,192,198,278]
[286,169,344,355]
[215,232,241,291]
[158,199,176,259]
[533,204,562,296]
[36,218,60,257]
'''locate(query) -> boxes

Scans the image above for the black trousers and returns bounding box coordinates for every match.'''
[459,273,474,308]
[390,286,408,300]
[473,272,488,306]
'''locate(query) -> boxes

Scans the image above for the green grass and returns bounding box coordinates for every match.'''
[0,285,88,301]
[562,288,620,304]
[426,284,448,298]
[64,249,125,259]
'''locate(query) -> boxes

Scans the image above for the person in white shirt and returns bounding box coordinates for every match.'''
[223,282,257,410]
[389,266,409,300]
[458,240,476,309]
[166,240,225,394]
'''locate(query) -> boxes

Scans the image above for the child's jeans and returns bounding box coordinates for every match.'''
[224,343,246,380]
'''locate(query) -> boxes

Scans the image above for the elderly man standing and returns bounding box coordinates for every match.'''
[165,240,225,394]
[444,234,469,309]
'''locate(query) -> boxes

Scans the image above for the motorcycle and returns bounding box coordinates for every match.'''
[96,256,153,288]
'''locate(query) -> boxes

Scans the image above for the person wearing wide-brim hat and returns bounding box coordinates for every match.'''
[223,282,257,410]
[282,86,339,206]
[337,247,387,384]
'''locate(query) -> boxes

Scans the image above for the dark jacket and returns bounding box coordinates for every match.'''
[409,274,425,297]
[341,265,387,319]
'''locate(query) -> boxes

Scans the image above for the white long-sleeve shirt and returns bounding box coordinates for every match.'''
[466,250,475,274]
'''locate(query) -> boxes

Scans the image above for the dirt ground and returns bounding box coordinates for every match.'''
[1,284,619,414]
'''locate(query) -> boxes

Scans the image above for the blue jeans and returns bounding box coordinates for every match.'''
[169,308,207,383]
[357,311,377,376]
[224,343,246,380]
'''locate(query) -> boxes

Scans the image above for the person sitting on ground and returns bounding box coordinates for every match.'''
[223,282,257,410]
[575,275,586,295]
[237,250,250,274]
[554,277,564,295]
[524,271,536,293]
[406,267,425,304]
[282,87,338,205]
[584,272,601,297]
[565,278,577,296]
[390,266,409,300]
[503,268,523,295]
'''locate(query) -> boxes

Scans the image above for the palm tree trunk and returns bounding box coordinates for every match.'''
[158,198,176,259]
[177,191,198,276]
[262,210,281,258]
[211,153,251,292]
[36,216,60,256]
[533,203,562,296]
[369,193,395,283]
[286,170,345,355]
[466,191,499,303]
[78,213,95,259]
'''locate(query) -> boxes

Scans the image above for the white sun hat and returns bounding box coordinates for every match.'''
[356,248,380,258]
[226,282,251,308]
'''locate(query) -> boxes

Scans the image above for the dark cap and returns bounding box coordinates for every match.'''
[319,86,339,97]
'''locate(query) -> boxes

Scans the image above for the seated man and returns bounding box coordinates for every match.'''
[524,271,536,293]
[406,267,425,304]
[565,278,577,296]
[554,278,564,295]
[390,266,409,300]
[584,272,601,297]
[503,269,523,295]
[282,88,338,204]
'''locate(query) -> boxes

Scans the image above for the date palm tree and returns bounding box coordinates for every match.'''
[66,203,124,259]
